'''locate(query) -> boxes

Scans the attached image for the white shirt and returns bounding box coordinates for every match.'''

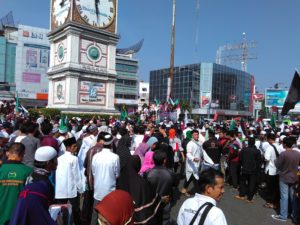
[15,135,26,143]
[78,134,97,170]
[186,139,203,180]
[177,194,227,225]
[264,142,282,175]
[170,137,183,162]
[57,136,66,155]
[77,134,97,187]
[255,140,268,155]
[92,148,120,201]
[55,151,83,199]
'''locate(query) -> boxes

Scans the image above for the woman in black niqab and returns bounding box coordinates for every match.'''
[117,155,161,225]
[116,134,132,170]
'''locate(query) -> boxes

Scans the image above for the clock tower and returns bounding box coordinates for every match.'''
[47,0,119,114]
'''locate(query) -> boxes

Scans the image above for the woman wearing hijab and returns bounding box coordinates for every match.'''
[139,151,155,176]
[134,137,158,164]
[116,134,132,170]
[117,156,161,225]
[95,190,134,225]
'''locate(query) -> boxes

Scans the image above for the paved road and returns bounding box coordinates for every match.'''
[170,182,294,225]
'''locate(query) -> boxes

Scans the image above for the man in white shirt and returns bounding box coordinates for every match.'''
[55,137,83,225]
[181,129,203,196]
[177,168,227,225]
[263,133,281,209]
[77,124,98,188]
[91,134,120,225]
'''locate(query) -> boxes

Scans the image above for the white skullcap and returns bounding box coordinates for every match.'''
[280,135,286,141]
[103,134,113,145]
[285,129,290,133]
[249,127,255,131]
[260,131,266,135]
[34,146,57,162]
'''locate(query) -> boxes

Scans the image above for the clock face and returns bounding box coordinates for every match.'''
[57,43,65,62]
[76,0,115,28]
[53,0,71,26]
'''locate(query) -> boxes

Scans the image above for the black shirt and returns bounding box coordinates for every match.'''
[202,138,222,164]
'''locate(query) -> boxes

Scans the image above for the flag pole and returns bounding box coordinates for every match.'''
[167,0,176,102]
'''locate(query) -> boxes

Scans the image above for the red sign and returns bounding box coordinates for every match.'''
[253,93,264,101]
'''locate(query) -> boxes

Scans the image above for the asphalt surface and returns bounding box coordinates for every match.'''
[170,181,295,225]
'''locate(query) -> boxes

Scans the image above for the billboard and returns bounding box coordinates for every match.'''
[265,89,300,107]
[15,25,50,100]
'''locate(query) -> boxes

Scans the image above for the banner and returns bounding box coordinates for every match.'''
[201,92,211,108]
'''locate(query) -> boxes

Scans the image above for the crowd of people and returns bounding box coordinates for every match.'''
[0,113,300,225]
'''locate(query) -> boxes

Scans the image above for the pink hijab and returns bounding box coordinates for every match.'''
[139,151,154,174]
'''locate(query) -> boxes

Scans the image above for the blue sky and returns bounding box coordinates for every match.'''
[1,0,299,92]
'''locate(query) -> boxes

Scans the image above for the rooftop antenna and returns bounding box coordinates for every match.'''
[216,32,257,72]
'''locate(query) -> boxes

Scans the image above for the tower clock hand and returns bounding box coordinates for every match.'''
[60,0,66,7]
[95,0,100,23]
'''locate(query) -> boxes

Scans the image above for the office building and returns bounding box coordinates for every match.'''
[149,63,254,118]
[115,40,143,112]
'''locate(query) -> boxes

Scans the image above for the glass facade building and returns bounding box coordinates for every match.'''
[150,64,201,106]
[150,63,253,115]
[212,63,252,111]
[0,36,17,89]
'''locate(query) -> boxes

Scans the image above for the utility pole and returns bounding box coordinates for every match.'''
[167,0,176,101]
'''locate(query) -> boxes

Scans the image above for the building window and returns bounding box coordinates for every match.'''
[142,88,147,92]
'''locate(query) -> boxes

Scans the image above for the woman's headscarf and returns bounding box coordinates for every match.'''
[169,128,176,139]
[146,137,158,148]
[95,190,134,225]
[117,156,161,224]
[139,151,155,174]
[133,142,150,164]
[116,134,132,169]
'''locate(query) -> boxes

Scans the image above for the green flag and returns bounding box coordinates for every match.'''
[205,129,209,141]
[154,98,159,107]
[120,104,128,121]
[229,119,236,131]
[59,115,68,133]
[174,99,179,106]
[270,114,276,129]
[15,91,19,113]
